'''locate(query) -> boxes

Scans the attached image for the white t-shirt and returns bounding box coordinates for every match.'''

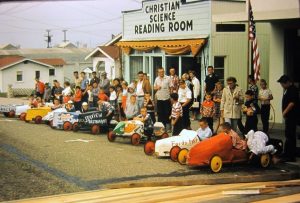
[259,88,272,105]
[154,75,172,100]
[62,86,72,96]
[178,86,192,103]
[110,91,117,101]
[197,126,212,141]
[136,80,144,96]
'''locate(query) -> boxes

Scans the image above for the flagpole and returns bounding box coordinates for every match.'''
[246,0,250,90]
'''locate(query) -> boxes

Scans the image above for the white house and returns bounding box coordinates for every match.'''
[0,56,65,92]
[85,45,121,80]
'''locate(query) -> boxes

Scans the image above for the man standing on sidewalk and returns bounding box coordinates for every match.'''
[136,71,151,112]
[278,75,299,162]
[154,68,173,131]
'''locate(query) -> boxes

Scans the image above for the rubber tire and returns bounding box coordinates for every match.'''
[8,110,15,118]
[210,155,223,173]
[144,141,155,156]
[72,122,79,132]
[63,121,72,131]
[35,116,42,124]
[260,154,271,168]
[3,112,9,117]
[107,131,116,142]
[160,132,169,139]
[170,146,181,162]
[49,120,54,128]
[131,133,141,146]
[91,125,100,135]
[178,148,189,165]
[20,113,26,121]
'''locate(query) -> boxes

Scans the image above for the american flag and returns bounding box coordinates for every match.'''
[249,1,260,80]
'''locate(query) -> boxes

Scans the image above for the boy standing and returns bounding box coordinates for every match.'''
[243,90,260,133]
[200,93,215,132]
[170,93,183,136]
[258,79,273,134]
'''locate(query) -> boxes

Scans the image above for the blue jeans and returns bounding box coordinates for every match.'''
[136,96,144,113]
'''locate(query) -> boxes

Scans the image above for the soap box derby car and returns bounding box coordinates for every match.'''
[186,133,272,173]
[51,111,80,131]
[0,104,30,118]
[42,108,67,126]
[72,110,117,135]
[107,121,168,146]
[23,106,52,124]
[151,129,200,164]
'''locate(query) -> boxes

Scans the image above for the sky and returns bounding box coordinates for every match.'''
[0,0,142,48]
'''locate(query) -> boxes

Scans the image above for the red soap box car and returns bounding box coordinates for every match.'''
[186,133,272,173]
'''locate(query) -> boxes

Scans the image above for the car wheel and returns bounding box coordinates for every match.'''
[160,132,169,139]
[35,116,42,124]
[178,148,189,165]
[91,125,100,135]
[260,154,271,168]
[49,120,54,128]
[8,110,15,118]
[20,113,26,121]
[210,155,223,173]
[170,146,181,162]
[107,131,116,142]
[3,112,9,117]
[72,122,79,132]
[144,141,155,156]
[131,133,141,146]
[63,121,72,131]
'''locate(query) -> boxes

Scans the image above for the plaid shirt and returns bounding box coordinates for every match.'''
[98,101,114,114]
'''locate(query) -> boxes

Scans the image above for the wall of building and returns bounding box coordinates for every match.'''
[92,57,115,80]
[0,62,63,92]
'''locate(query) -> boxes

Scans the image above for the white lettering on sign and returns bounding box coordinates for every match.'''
[134,0,193,35]
[122,0,210,40]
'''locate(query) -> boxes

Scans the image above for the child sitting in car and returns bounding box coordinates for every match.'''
[65,100,75,112]
[196,118,212,141]
[134,106,153,138]
[221,122,247,151]
[51,97,63,110]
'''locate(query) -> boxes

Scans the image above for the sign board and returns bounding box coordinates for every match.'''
[122,0,210,41]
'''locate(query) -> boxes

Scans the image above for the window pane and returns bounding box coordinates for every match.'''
[17,71,22,81]
[181,57,201,79]
[49,69,55,76]
[214,57,224,68]
[216,24,245,32]
[35,71,40,79]
[166,57,179,76]
[129,56,143,82]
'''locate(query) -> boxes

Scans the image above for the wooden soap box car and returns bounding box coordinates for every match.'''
[0,104,30,118]
[107,121,168,146]
[186,133,272,173]
[151,129,200,164]
[72,111,117,135]
[24,106,52,124]
[52,111,80,130]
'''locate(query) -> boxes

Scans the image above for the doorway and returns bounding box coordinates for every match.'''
[181,57,201,80]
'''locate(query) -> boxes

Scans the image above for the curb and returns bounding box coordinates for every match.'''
[104,171,300,189]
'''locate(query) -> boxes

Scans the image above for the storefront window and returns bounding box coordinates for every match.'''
[152,57,162,80]
[181,57,201,79]
[129,56,143,82]
[214,56,225,84]
[166,56,179,76]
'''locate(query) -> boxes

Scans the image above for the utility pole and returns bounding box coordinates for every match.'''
[44,29,53,48]
[62,29,68,43]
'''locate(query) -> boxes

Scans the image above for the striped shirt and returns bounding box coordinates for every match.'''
[171,101,183,119]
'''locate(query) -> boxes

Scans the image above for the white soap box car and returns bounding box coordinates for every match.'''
[154,129,200,164]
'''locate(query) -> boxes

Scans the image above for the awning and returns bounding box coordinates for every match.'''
[116,38,206,57]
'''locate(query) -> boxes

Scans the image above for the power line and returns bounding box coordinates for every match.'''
[44,29,53,48]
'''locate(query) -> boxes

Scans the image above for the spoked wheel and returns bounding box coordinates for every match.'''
[72,122,79,132]
[107,131,116,142]
[63,121,72,131]
[260,154,271,168]
[178,148,189,165]
[91,125,100,135]
[160,132,169,139]
[8,110,15,118]
[35,116,42,124]
[170,146,181,162]
[144,141,155,156]
[20,113,26,121]
[131,133,141,146]
[210,155,223,173]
